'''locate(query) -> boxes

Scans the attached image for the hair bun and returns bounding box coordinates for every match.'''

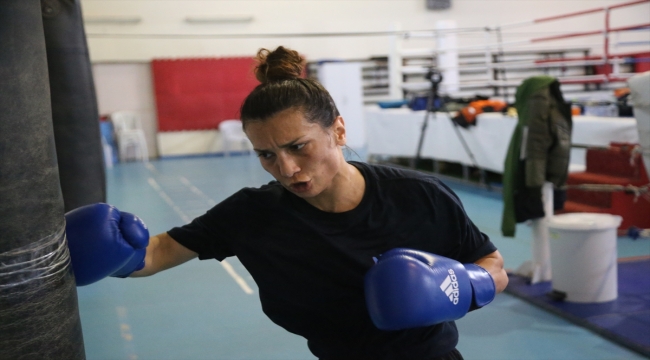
[254,46,304,84]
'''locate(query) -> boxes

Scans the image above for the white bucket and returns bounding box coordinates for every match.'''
[548,213,623,303]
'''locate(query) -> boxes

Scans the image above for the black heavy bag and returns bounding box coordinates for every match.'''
[43,0,106,212]
[0,1,86,359]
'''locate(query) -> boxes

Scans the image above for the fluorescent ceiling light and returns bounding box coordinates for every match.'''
[185,16,254,24]
[84,16,142,24]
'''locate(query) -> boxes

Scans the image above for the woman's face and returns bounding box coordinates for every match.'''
[244,108,347,200]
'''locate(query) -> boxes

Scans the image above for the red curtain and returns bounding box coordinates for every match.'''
[152,57,259,132]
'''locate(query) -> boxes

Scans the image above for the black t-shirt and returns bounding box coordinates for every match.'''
[167,161,497,359]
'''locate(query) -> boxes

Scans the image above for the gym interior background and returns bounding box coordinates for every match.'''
[1,0,649,359]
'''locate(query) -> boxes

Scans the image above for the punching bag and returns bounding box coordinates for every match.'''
[43,0,106,212]
[0,1,86,359]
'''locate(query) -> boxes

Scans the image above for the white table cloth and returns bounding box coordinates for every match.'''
[365,105,639,173]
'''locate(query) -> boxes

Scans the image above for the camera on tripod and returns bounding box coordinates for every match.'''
[425,68,443,85]
[425,67,444,112]
[407,67,444,111]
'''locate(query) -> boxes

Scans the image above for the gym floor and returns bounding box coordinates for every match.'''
[77,155,650,360]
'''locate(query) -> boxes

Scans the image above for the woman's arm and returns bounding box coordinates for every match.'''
[474,250,509,293]
[130,232,198,277]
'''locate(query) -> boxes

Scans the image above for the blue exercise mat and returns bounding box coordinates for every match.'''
[504,258,650,358]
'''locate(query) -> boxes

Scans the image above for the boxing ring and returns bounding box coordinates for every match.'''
[387,0,650,101]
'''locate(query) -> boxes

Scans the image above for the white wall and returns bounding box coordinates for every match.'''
[92,63,158,158]
[86,0,649,158]
[82,0,650,62]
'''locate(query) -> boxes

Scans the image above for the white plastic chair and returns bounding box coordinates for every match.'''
[219,119,253,155]
[110,111,149,162]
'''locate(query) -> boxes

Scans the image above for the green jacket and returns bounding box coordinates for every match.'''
[501,76,572,237]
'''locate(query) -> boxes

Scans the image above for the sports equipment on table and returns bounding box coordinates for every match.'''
[364,248,495,330]
[65,203,149,286]
[452,99,507,128]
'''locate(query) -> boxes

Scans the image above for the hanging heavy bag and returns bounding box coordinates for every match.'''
[43,0,106,212]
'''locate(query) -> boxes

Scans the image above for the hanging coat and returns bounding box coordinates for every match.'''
[501,76,572,237]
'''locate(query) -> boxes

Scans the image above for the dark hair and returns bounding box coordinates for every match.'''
[240,46,340,130]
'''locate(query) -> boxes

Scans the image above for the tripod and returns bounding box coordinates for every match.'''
[414,68,443,170]
[413,68,487,186]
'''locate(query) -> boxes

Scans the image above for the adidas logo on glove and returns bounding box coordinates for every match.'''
[439,269,460,305]
[364,248,497,330]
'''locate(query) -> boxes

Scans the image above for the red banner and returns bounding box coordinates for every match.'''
[152,57,259,132]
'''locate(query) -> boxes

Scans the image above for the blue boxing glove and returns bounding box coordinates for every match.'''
[65,203,149,286]
[364,248,495,331]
